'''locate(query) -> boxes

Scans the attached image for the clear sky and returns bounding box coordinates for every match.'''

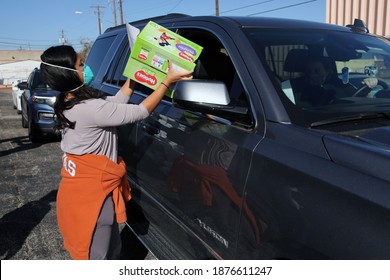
[0,0,326,51]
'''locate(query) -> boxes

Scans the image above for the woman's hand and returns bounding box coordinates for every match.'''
[362,77,378,89]
[141,61,193,113]
[121,78,136,97]
[163,60,193,86]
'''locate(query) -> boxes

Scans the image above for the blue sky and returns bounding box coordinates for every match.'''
[0,0,326,51]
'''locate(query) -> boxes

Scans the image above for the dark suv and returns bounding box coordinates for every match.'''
[20,68,60,142]
[86,14,390,259]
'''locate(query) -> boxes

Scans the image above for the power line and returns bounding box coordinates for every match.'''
[0,37,56,42]
[124,0,181,19]
[0,41,55,48]
[168,0,184,13]
[247,0,318,16]
[0,39,85,50]
[220,0,274,15]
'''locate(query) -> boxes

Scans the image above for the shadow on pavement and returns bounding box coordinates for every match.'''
[0,135,59,158]
[0,190,57,260]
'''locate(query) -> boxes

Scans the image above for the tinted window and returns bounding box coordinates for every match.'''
[32,70,48,89]
[104,38,130,87]
[115,44,130,86]
[86,35,116,76]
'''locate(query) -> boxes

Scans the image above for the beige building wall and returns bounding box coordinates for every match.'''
[0,50,42,64]
[326,0,390,37]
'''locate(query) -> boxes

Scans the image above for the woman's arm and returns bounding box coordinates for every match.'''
[141,61,193,113]
[121,78,136,97]
[105,78,136,103]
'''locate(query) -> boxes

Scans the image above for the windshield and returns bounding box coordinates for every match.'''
[244,28,390,127]
[32,70,51,90]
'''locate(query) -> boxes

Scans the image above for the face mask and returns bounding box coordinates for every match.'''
[40,61,94,89]
[83,64,94,86]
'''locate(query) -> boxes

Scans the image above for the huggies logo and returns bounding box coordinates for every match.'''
[179,52,194,62]
[63,155,76,177]
[134,70,157,86]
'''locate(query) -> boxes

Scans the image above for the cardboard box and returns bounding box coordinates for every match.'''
[123,21,203,96]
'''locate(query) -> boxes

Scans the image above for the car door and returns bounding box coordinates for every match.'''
[125,23,264,259]
[21,71,34,127]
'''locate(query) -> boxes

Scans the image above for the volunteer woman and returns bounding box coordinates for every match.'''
[40,45,192,260]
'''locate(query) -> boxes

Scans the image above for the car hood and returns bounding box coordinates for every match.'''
[31,88,60,97]
[323,126,390,182]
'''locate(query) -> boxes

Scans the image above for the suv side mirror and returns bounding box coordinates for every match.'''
[18,81,28,90]
[172,80,247,117]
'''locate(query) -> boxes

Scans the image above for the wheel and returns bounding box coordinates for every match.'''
[352,79,389,97]
[21,113,28,128]
[352,84,370,97]
[28,117,41,143]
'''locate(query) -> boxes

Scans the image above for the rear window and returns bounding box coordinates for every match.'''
[32,70,49,89]
[86,35,116,76]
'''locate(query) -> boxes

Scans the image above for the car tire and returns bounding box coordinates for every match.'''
[21,113,28,128]
[28,118,41,143]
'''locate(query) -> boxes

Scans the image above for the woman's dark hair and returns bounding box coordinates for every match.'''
[40,45,104,131]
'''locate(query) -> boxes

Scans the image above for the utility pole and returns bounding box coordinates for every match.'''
[215,0,219,16]
[90,5,105,35]
[110,0,117,26]
[59,29,67,45]
[118,0,124,25]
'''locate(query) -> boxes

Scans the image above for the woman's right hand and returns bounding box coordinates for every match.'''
[163,60,193,86]
[141,61,193,113]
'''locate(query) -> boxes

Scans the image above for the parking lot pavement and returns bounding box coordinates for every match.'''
[0,89,70,260]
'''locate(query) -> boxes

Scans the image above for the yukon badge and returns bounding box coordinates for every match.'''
[195,218,229,248]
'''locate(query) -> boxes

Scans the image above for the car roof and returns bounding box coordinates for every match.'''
[103,14,361,35]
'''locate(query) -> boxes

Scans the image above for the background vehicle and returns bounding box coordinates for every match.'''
[11,79,27,113]
[86,14,390,259]
[20,68,60,142]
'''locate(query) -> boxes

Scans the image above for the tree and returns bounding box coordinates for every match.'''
[78,39,94,61]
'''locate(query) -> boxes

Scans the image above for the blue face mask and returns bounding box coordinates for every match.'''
[83,64,94,86]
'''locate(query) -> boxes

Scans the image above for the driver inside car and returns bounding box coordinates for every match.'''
[291,57,378,107]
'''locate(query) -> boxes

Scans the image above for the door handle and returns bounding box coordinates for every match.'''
[140,121,160,135]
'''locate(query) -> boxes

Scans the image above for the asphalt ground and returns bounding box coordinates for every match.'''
[0,89,69,260]
[0,89,152,260]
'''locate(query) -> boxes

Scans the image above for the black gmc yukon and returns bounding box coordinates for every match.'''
[86,14,390,259]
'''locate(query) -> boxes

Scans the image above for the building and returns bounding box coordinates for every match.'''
[0,50,42,64]
[0,50,43,85]
[326,0,390,37]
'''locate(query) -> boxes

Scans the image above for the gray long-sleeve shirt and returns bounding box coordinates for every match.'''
[61,90,149,162]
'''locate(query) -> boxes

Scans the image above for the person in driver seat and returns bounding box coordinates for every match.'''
[293,57,378,107]
[292,58,336,106]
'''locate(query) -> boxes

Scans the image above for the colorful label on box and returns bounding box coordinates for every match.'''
[123,21,203,95]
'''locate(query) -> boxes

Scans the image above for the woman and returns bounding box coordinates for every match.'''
[40,45,192,260]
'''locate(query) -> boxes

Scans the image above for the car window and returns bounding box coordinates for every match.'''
[86,35,116,77]
[32,70,48,89]
[104,38,130,86]
[102,36,155,96]
[27,71,34,87]
[245,29,390,128]
[101,26,253,127]
[177,28,253,127]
